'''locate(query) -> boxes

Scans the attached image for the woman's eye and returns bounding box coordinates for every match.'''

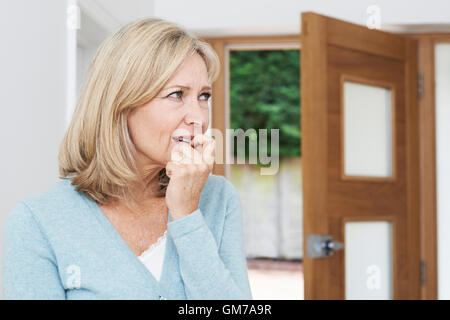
[200,92,212,101]
[167,91,183,99]
[166,91,211,101]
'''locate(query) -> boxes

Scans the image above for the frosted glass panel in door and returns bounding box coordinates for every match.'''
[343,81,393,178]
[345,221,393,299]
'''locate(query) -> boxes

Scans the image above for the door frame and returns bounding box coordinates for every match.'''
[407,33,450,300]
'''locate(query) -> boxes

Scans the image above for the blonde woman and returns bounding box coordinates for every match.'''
[2,18,252,300]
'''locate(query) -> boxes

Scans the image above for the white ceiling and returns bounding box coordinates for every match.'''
[78,0,155,34]
[79,0,450,37]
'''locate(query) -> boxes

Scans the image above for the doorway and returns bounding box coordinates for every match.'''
[226,44,303,299]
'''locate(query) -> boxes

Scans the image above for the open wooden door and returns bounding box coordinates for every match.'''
[301,12,420,299]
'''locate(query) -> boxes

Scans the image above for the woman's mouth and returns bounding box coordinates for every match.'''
[172,136,194,144]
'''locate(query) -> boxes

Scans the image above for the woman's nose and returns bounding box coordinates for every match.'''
[184,97,207,127]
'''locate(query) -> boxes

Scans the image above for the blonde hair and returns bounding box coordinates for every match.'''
[58,17,220,206]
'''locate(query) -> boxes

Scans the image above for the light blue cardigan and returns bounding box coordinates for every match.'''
[2,174,253,300]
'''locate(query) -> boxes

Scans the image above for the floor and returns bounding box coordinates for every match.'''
[246,258,304,300]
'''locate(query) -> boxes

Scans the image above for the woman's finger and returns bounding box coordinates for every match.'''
[191,134,214,163]
[170,146,184,162]
[191,134,210,152]
[171,142,194,163]
[202,138,215,167]
[165,161,178,178]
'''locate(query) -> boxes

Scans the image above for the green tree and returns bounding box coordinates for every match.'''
[230,49,301,165]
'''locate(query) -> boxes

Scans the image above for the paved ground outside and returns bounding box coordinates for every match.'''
[246,258,304,300]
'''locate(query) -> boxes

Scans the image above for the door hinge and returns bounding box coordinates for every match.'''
[421,260,426,286]
[418,73,424,99]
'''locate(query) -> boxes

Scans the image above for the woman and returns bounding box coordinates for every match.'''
[2,17,252,300]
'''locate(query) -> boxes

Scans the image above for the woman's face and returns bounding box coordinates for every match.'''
[128,52,212,171]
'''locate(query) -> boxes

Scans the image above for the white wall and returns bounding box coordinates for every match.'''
[435,43,450,300]
[77,0,154,35]
[92,0,154,27]
[0,0,69,297]
[76,6,110,98]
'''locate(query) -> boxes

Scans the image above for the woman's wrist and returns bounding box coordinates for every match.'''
[170,207,198,221]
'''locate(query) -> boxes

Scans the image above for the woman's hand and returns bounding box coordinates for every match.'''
[165,134,215,220]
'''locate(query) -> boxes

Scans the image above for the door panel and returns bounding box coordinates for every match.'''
[345,220,393,299]
[341,78,394,179]
[301,12,420,299]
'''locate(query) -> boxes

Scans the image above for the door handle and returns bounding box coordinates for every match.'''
[306,234,344,258]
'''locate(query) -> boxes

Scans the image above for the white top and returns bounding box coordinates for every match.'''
[137,230,167,281]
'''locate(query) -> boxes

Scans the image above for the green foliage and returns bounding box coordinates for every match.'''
[230,49,301,164]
